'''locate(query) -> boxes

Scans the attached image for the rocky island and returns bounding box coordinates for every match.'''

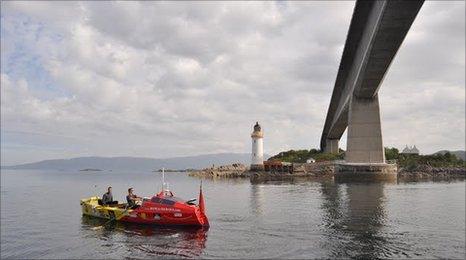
[188,162,465,182]
[188,161,336,180]
[188,148,465,182]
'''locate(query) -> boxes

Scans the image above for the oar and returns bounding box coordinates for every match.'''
[92,206,131,230]
[102,217,115,226]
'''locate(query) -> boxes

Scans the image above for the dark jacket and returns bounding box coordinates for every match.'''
[102,192,113,205]
[126,194,138,207]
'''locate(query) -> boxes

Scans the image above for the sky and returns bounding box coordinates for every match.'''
[1,1,465,165]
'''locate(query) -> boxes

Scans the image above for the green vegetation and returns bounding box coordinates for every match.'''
[268,148,344,163]
[385,147,465,169]
[270,147,465,168]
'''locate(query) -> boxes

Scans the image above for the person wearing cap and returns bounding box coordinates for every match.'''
[126,187,142,209]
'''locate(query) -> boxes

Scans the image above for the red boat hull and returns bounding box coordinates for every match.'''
[120,201,209,226]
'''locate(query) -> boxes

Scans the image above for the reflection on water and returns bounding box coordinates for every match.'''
[343,183,387,258]
[320,180,408,259]
[249,184,264,216]
[1,170,464,259]
[81,216,208,258]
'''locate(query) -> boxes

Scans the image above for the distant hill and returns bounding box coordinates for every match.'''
[434,150,465,161]
[2,153,270,171]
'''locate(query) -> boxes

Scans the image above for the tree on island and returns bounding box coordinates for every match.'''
[385,147,464,168]
[270,147,465,167]
[268,148,344,163]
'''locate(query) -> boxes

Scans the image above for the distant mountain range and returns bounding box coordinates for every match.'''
[434,150,465,161]
[2,150,463,172]
[2,153,271,171]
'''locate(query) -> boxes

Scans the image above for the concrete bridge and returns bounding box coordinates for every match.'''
[320,0,424,171]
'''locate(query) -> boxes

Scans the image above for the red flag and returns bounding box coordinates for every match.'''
[198,181,205,214]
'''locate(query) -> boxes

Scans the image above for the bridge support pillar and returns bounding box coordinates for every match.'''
[346,94,385,163]
[336,94,397,181]
[325,139,339,154]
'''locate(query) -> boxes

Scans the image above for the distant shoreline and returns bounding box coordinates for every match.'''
[79,168,103,172]
[153,169,197,173]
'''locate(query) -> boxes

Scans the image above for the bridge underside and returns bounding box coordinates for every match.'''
[320,0,423,164]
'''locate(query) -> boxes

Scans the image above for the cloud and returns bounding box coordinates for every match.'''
[0,1,464,165]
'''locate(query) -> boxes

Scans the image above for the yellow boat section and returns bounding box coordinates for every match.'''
[80,197,132,221]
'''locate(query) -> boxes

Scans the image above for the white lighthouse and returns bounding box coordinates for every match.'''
[250,122,264,171]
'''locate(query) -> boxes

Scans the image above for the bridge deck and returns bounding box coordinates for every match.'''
[320,0,424,151]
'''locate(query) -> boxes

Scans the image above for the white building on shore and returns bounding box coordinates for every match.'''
[401,145,420,155]
[251,122,264,171]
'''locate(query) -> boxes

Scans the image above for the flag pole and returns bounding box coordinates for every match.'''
[199,180,205,214]
[162,167,165,192]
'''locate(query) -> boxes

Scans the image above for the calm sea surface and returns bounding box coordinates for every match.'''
[1,170,465,259]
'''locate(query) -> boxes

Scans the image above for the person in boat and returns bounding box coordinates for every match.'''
[102,186,118,205]
[126,187,142,209]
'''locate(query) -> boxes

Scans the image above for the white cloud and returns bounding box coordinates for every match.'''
[0,1,464,165]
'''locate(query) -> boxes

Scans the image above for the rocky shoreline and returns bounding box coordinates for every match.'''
[188,162,465,181]
[398,165,465,180]
[188,163,251,178]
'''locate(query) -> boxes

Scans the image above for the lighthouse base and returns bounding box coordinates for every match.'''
[250,164,265,172]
